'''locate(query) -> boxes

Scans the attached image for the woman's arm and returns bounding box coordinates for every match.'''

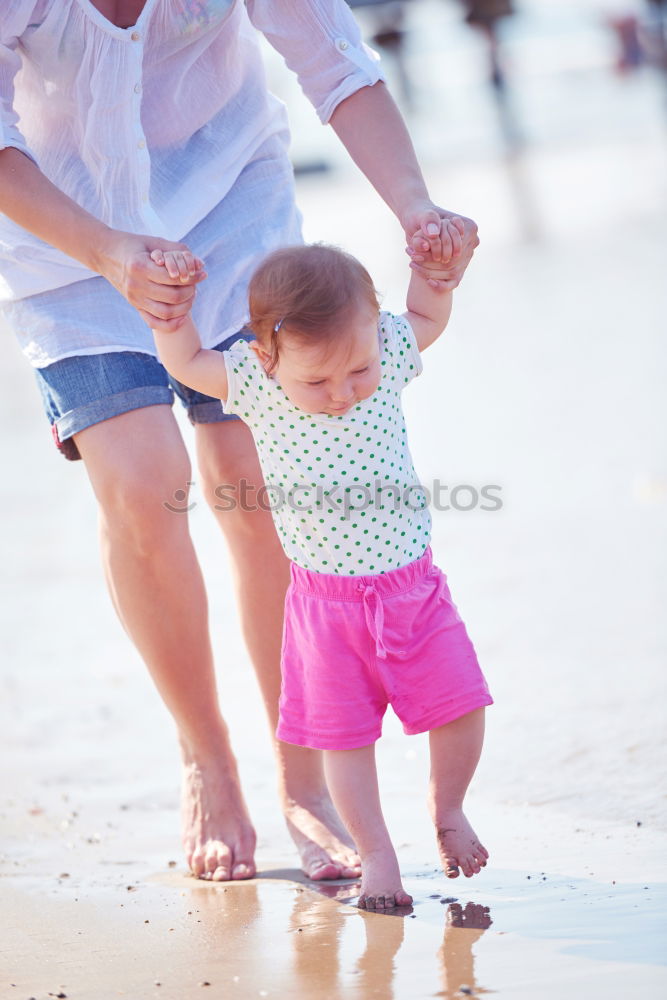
[329,82,478,280]
[0,148,203,329]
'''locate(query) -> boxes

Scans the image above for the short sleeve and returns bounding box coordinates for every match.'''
[378,310,423,388]
[222,342,247,417]
[245,0,385,124]
[221,340,267,420]
[0,5,39,163]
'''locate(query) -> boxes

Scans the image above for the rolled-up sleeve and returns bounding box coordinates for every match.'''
[0,9,37,162]
[246,0,385,123]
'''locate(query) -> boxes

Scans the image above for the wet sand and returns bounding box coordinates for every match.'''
[2,796,666,998]
[2,4,667,997]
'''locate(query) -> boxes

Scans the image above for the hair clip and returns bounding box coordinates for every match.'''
[273,318,284,334]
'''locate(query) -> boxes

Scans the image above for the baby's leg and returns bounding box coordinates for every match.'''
[324,745,413,909]
[429,708,489,878]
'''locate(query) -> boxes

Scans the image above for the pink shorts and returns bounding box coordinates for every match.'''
[277,548,493,751]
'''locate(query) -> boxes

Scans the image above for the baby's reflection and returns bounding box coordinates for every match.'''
[439,901,492,998]
[289,886,347,998]
[356,907,406,1000]
[354,896,492,1000]
[288,884,491,999]
[288,882,406,1000]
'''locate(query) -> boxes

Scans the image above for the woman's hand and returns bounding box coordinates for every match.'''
[401,201,479,291]
[95,230,207,331]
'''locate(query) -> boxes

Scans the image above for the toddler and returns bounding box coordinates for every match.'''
[151,233,493,909]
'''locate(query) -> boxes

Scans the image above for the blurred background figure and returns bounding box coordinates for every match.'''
[348,0,417,109]
[458,0,515,91]
[454,0,529,235]
[347,0,516,108]
[640,0,667,79]
[608,11,645,71]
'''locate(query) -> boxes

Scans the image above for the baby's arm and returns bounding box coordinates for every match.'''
[150,250,229,400]
[402,232,454,352]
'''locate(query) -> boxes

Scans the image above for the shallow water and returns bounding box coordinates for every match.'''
[3,865,665,999]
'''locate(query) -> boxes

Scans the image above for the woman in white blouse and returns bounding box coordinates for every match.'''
[0,0,478,882]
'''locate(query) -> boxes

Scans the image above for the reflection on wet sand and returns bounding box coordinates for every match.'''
[356,908,407,1000]
[439,902,493,998]
[289,887,347,998]
[184,880,265,987]
[304,876,493,999]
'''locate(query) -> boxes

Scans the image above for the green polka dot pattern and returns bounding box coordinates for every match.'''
[222,311,431,575]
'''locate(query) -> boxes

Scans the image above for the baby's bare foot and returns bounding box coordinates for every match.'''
[283,791,362,881]
[435,808,488,879]
[181,750,256,882]
[357,849,413,910]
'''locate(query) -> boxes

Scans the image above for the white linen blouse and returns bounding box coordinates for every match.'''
[0,0,383,334]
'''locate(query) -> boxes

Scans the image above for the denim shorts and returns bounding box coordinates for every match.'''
[35,329,254,461]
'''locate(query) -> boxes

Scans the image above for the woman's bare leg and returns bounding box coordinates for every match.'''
[428,708,489,879]
[323,745,412,909]
[74,405,256,881]
[196,420,361,880]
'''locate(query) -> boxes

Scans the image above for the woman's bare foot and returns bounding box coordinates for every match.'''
[282,790,362,881]
[357,848,413,910]
[435,807,488,879]
[181,741,257,882]
[278,744,362,880]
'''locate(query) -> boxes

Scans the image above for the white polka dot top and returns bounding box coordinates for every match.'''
[223,311,431,575]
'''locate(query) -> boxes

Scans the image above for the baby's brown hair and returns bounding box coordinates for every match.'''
[247,243,380,374]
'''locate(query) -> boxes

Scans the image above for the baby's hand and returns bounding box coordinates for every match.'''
[150,248,207,283]
[407,217,465,265]
[406,218,466,289]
